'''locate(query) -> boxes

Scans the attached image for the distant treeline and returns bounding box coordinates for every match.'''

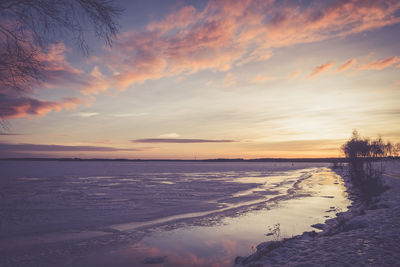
[1,157,398,163]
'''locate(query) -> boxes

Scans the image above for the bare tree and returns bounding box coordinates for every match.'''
[0,0,122,127]
[341,130,370,159]
[395,143,400,157]
[341,130,392,201]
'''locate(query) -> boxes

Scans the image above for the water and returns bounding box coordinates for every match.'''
[0,161,350,266]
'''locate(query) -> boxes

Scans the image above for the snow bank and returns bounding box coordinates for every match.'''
[235,160,400,266]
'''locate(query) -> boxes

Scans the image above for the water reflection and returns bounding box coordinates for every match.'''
[73,169,350,267]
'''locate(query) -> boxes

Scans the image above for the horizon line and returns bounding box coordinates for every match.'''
[1,156,398,162]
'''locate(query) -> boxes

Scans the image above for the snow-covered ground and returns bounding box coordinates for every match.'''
[0,161,352,266]
[235,160,400,266]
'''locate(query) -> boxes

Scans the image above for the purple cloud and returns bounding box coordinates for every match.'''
[132,138,237,143]
[0,133,22,135]
[0,143,142,152]
[0,94,81,120]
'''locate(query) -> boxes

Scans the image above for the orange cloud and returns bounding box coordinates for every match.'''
[251,74,273,83]
[290,70,301,80]
[3,0,400,120]
[356,56,400,70]
[103,0,400,90]
[308,61,334,78]
[337,59,357,72]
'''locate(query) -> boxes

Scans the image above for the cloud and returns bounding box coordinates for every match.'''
[131,138,237,143]
[147,6,198,34]
[74,112,100,118]
[112,113,148,117]
[308,61,334,78]
[290,70,301,80]
[251,75,273,83]
[159,133,180,138]
[90,66,103,78]
[3,0,400,120]
[356,56,400,70]
[0,43,81,97]
[0,43,92,120]
[37,43,84,87]
[252,139,344,154]
[337,59,357,72]
[101,0,400,90]
[0,143,142,152]
[0,95,82,120]
[223,73,236,86]
[0,133,22,136]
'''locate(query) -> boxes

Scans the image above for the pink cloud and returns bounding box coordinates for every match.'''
[147,6,198,34]
[337,59,357,72]
[0,96,82,120]
[101,0,400,90]
[3,0,400,120]
[0,43,94,120]
[356,56,400,70]
[36,45,119,97]
[308,61,334,78]
[36,43,86,88]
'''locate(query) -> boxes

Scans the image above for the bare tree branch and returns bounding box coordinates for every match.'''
[0,0,122,130]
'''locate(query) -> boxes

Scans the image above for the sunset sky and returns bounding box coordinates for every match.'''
[1,0,400,159]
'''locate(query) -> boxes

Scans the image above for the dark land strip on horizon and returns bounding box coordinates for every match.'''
[0,157,399,163]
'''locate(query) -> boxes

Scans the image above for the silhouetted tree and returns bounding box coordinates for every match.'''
[341,130,391,201]
[342,131,396,160]
[395,143,400,157]
[341,130,370,159]
[0,0,122,127]
[370,137,384,158]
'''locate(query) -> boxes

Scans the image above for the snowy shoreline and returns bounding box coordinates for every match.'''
[234,160,400,266]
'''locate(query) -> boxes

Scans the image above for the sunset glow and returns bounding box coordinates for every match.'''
[1,0,400,159]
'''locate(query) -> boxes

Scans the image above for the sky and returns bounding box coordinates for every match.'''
[1,0,400,159]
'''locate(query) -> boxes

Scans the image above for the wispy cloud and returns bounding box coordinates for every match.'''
[102,0,400,90]
[112,113,148,117]
[337,59,357,73]
[132,138,237,143]
[159,133,180,138]
[0,133,22,136]
[251,139,344,154]
[223,73,236,86]
[74,112,99,118]
[3,0,400,120]
[308,61,334,78]
[0,143,142,152]
[356,56,400,71]
[251,75,273,83]
[290,70,301,80]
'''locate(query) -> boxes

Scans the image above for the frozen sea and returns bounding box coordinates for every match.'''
[0,161,351,266]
